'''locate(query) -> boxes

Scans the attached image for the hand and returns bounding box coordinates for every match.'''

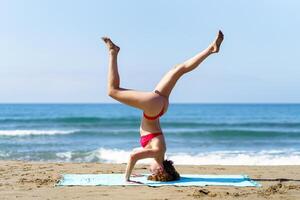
[131,173,144,178]
[126,179,144,184]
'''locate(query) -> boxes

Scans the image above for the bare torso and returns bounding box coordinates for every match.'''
[139,94,169,163]
[140,92,169,134]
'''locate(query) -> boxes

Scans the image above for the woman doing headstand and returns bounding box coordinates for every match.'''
[102,31,224,182]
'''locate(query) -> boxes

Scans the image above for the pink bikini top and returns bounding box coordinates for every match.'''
[143,106,165,120]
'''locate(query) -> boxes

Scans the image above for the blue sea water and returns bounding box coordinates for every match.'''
[0,103,300,165]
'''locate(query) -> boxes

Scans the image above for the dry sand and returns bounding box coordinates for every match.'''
[0,161,300,200]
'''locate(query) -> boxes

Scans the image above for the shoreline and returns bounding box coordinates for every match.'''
[1,161,300,199]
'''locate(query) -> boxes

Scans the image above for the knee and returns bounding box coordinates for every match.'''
[107,88,118,97]
[172,64,186,75]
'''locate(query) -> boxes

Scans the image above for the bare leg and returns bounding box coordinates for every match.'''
[102,37,164,114]
[154,31,224,98]
[102,37,121,93]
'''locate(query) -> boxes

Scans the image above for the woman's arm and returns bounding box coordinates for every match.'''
[125,148,160,181]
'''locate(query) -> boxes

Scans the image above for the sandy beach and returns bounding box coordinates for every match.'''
[0,161,299,200]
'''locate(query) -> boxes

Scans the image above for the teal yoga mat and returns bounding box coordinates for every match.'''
[57,174,261,187]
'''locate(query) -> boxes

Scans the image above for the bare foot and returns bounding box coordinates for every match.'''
[209,30,224,53]
[101,37,120,54]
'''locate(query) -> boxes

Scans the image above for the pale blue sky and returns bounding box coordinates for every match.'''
[1,0,299,103]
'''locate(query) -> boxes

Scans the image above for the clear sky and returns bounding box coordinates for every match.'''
[1,0,299,103]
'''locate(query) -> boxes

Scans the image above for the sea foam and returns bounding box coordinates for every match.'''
[55,148,300,165]
[0,129,78,136]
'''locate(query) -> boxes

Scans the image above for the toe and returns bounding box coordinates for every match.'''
[218,31,224,39]
[101,37,110,43]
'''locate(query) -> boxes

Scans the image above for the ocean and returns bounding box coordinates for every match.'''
[0,103,300,165]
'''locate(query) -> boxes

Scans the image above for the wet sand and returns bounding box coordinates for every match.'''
[1,161,300,200]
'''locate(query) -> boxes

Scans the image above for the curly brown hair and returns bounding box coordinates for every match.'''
[147,160,180,182]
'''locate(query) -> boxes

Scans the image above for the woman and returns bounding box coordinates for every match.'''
[102,31,224,182]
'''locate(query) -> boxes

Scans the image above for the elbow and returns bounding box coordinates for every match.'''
[129,153,137,162]
[129,153,134,160]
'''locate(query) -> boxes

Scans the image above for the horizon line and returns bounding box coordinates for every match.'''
[1,102,300,105]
